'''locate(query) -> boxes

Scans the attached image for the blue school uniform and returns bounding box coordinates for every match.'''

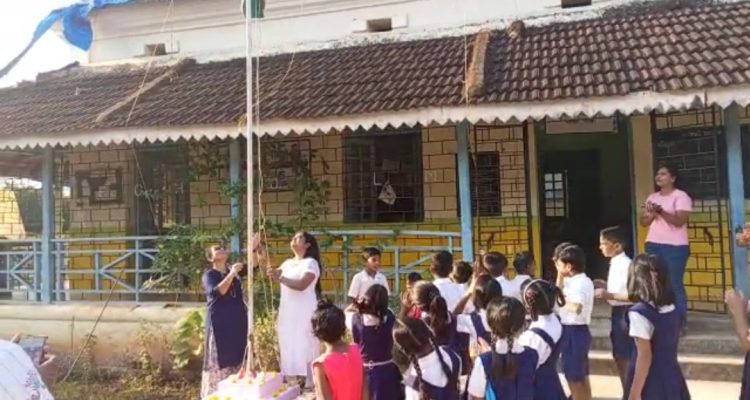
[351,310,404,400]
[560,324,592,382]
[471,312,492,344]
[611,305,634,360]
[423,312,458,348]
[528,327,567,400]
[623,303,690,400]
[479,348,538,400]
[404,346,461,400]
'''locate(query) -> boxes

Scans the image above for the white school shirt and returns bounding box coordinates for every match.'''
[518,314,563,368]
[345,310,388,332]
[347,270,390,300]
[0,340,54,400]
[499,275,532,301]
[629,304,677,339]
[466,339,527,397]
[434,278,472,313]
[457,309,490,342]
[404,347,460,400]
[607,253,633,306]
[558,273,595,325]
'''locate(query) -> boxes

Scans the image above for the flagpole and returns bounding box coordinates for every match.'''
[244,0,255,372]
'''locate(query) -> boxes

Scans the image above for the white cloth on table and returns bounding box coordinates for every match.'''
[277,257,321,376]
[0,340,54,400]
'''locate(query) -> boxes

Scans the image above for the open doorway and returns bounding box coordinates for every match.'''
[537,118,634,280]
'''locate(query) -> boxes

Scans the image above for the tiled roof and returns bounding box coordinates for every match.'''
[2,1,750,143]
[477,1,750,103]
[0,64,168,138]
[102,35,469,127]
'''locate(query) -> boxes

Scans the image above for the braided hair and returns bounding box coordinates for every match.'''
[414,281,452,342]
[355,283,390,326]
[521,279,565,321]
[486,297,526,380]
[393,318,457,400]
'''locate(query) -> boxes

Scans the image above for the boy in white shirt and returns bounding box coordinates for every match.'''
[555,244,594,400]
[483,252,511,293]
[347,247,390,303]
[431,250,465,312]
[503,251,534,301]
[594,226,633,388]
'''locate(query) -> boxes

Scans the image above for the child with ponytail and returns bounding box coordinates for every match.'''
[414,281,458,347]
[466,297,537,400]
[346,284,404,400]
[518,279,567,400]
[624,254,690,400]
[394,317,461,400]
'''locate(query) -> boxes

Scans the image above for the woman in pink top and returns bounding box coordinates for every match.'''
[311,299,369,400]
[639,163,692,331]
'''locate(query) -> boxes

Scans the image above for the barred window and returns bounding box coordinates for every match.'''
[456,152,501,217]
[343,129,423,223]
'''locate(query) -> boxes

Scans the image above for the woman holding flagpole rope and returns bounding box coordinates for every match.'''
[263,231,323,389]
[200,244,249,398]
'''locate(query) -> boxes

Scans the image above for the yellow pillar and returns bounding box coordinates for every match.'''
[526,121,542,270]
[630,115,653,253]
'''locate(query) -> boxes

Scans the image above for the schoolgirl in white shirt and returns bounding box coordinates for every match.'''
[394,317,461,400]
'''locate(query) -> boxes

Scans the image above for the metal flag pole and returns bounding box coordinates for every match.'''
[244,0,255,371]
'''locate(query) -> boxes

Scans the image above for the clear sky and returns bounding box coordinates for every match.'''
[0,0,78,88]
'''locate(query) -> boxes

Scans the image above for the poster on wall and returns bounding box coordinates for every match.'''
[75,168,123,204]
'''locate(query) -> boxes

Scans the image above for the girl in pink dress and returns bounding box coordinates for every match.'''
[311,299,370,400]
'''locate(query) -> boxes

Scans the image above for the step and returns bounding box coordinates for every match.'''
[589,310,742,356]
[588,350,746,382]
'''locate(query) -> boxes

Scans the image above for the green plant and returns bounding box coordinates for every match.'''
[171,309,206,371]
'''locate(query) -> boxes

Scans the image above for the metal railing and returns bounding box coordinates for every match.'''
[0,230,460,303]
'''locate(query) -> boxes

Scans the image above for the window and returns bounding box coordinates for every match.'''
[344,129,423,223]
[543,172,567,217]
[455,152,501,217]
[561,0,592,8]
[134,145,190,234]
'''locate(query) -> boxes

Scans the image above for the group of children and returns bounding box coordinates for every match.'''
[308,226,693,400]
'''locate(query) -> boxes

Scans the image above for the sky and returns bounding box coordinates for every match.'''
[0,0,79,88]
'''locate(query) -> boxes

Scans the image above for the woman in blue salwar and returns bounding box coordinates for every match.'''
[200,244,248,398]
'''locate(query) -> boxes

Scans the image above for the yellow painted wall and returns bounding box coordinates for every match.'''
[0,188,27,238]
[631,110,745,311]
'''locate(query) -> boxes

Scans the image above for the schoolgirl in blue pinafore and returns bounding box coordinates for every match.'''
[404,346,461,400]
[476,345,538,400]
[518,279,567,400]
[351,309,404,400]
[526,325,566,400]
[623,302,690,400]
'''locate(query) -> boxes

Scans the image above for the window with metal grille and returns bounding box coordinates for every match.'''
[343,129,423,223]
[455,152,501,217]
[543,172,567,217]
[134,145,191,234]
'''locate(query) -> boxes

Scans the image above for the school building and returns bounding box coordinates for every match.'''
[1,1,750,316]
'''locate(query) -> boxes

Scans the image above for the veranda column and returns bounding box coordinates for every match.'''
[229,139,241,254]
[40,146,55,303]
[456,121,474,261]
[723,104,749,295]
